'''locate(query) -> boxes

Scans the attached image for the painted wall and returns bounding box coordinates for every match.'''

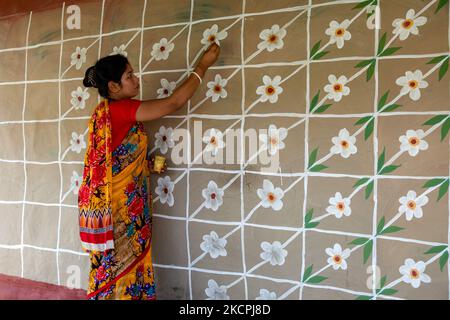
[0,0,449,300]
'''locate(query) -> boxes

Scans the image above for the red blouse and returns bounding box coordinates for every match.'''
[109,98,141,150]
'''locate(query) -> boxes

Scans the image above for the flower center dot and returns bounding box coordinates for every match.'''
[211,193,216,200]
[268,193,275,202]
[334,255,341,263]
[214,85,221,93]
[408,80,418,89]
[209,35,216,42]
[408,137,419,146]
[402,19,414,29]
[335,28,345,36]
[266,86,275,95]
[162,136,167,142]
[341,140,349,148]
[407,200,416,210]
[269,35,277,43]
[270,137,278,145]
[78,96,82,102]
[337,202,345,211]
[334,84,343,92]
[164,89,169,95]
[160,46,166,52]
[410,268,419,279]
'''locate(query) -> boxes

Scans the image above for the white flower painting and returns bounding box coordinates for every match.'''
[200,231,227,259]
[206,74,228,102]
[70,46,87,70]
[256,75,284,103]
[398,190,429,221]
[330,128,357,159]
[325,20,352,49]
[399,129,429,157]
[260,241,288,266]
[151,38,175,61]
[71,87,90,110]
[257,24,287,52]
[201,24,228,48]
[392,9,427,41]
[202,181,224,211]
[154,126,175,154]
[155,176,175,207]
[70,132,86,154]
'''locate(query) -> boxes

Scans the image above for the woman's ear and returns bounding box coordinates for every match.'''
[108,81,121,94]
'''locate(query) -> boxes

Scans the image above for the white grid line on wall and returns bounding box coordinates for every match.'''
[371,0,380,298]
[185,0,195,300]
[19,11,32,279]
[299,0,313,301]
[55,2,66,286]
[239,0,248,300]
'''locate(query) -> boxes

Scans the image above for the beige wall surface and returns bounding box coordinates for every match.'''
[0,0,449,300]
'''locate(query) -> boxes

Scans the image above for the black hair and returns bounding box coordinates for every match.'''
[83,54,129,98]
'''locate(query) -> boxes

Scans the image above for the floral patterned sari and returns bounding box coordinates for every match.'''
[79,100,156,300]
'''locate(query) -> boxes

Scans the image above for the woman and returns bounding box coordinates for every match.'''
[79,43,220,300]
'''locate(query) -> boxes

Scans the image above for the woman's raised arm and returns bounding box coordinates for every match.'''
[135,43,220,122]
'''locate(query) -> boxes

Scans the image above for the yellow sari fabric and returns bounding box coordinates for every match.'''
[84,102,155,300]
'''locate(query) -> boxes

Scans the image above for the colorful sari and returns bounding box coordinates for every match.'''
[78,99,156,300]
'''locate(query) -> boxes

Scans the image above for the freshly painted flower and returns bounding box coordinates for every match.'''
[326,243,351,270]
[154,126,175,154]
[205,279,230,300]
[202,181,224,211]
[256,289,277,300]
[200,24,228,48]
[326,192,351,219]
[398,190,429,221]
[111,44,127,57]
[156,78,176,99]
[70,132,86,153]
[325,20,352,49]
[200,231,227,259]
[259,124,288,156]
[151,38,174,61]
[256,75,284,103]
[257,179,284,211]
[71,87,90,110]
[206,74,228,102]
[70,171,82,195]
[260,241,288,266]
[399,129,428,157]
[330,128,357,158]
[70,46,87,70]
[399,258,431,288]
[155,176,175,207]
[395,70,428,101]
[324,74,350,102]
[203,128,225,156]
[392,9,427,41]
[257,24,287,52]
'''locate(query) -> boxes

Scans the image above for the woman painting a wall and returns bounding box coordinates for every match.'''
[79,44,219,299]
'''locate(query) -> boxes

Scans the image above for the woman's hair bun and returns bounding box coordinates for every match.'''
[83,66,97,88]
